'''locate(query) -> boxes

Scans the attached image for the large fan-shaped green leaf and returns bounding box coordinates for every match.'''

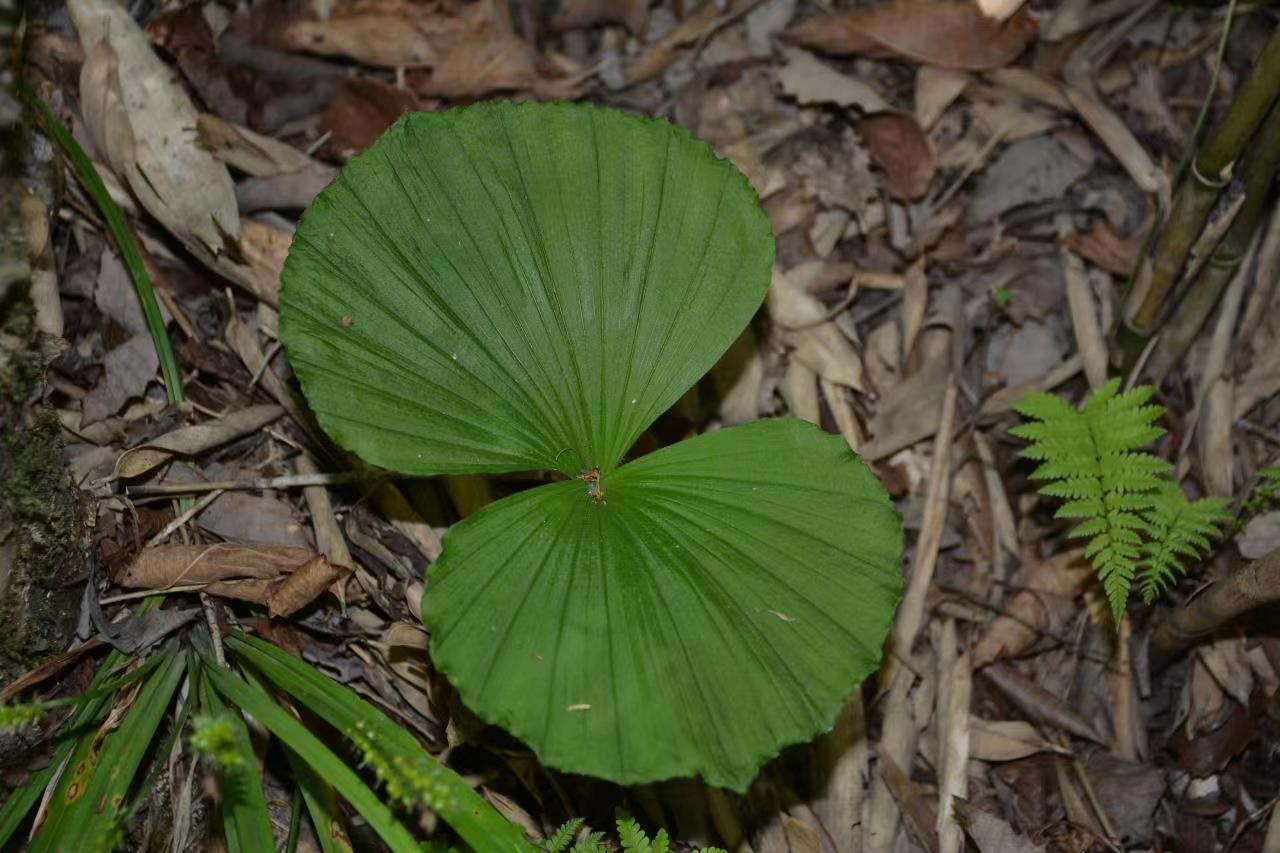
[281,101,772,476]
[422,419,901,790]
[281,101,903,791]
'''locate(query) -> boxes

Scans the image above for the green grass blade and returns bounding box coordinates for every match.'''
[284,746,354,853]
[200,657,422,853]
[15,82,184,404]
[226,632,532,852]
[29,648,187,852]
[0,599,164,846]
[195,670,276,853]
[0,646,129,846]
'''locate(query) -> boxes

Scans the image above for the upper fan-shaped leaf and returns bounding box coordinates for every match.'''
[421,419,902,790]
[280,101,773,476]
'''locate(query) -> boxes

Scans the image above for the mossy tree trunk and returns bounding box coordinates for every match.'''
[0,94,84,686]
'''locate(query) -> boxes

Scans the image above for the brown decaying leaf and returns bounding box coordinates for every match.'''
[969,718,1067,762]
[858,112,935,200]
[197,114,323,178]
[784,2,1037,71]
[112,404,284,480]
[70,0,240,256]
[281,0,470,68]
[1061,219,1143,277]
[117,544,316,588]
[981,662,1107,744]
[973,550,1090,667]
[321,77,419,161]
[778,48,892,112]
[769,266,866,392]
[266,555,350,617]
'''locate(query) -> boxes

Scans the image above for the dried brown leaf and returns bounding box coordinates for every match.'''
[981,662,1107,744]
[1060,219,1142,277]
[784,2,1037,71]
[267,555,349,617]
[969,718,1066,762]
[320,77,418,161]
[973,550,1090,667]
[778,48,891,112]
[112,404,283,479]
[71,0,240,256]
[858,112,935,200]
[281,0,467,67]
[118,543,316,588]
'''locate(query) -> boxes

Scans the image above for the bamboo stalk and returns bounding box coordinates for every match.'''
[1149,547,1280,672]
[1121,24,1280,337]
[1146,98,1280,382]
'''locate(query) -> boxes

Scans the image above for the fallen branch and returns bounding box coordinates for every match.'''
[1149,547,1280,671]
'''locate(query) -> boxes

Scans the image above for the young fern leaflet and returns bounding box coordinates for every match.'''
[1012,379,1231,622]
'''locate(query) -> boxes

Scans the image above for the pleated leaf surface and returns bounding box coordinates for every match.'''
[281,101,772,476]
[280,101,903,790]
[422,420,901,790]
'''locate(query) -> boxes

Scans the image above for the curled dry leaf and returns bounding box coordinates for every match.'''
[777,48,892,113]
[858,112,935,200]
[117,543,316,588]
[981,662,1107,744]
[197,114,321,178]
[973,550,1090,667]
[768,266,866,392]
[70,0,240,257]
[112,403,284,479]
[970,718,1068,762]
[266,554,349,617]
[784,2,1038,72]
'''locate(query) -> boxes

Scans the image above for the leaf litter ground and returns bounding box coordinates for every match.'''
[4,0,1280,850]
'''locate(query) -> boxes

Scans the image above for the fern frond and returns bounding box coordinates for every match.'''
[1139,485,1231,603]
[617,817,651,853]
[1015,381,1170,623]
[571,833,607,853]
[543,818,585,853]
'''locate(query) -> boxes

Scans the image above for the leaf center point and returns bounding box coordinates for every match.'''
[576,467,606,504]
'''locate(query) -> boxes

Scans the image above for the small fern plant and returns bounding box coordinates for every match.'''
[1012,379,1231,622]
[541,816,727,853]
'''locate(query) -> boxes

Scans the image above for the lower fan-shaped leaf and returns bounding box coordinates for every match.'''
[421,419,902,790]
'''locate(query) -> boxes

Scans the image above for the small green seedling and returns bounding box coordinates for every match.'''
[541,815,726,853]
[1013,379,1231,622]
[280,101,903,791]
